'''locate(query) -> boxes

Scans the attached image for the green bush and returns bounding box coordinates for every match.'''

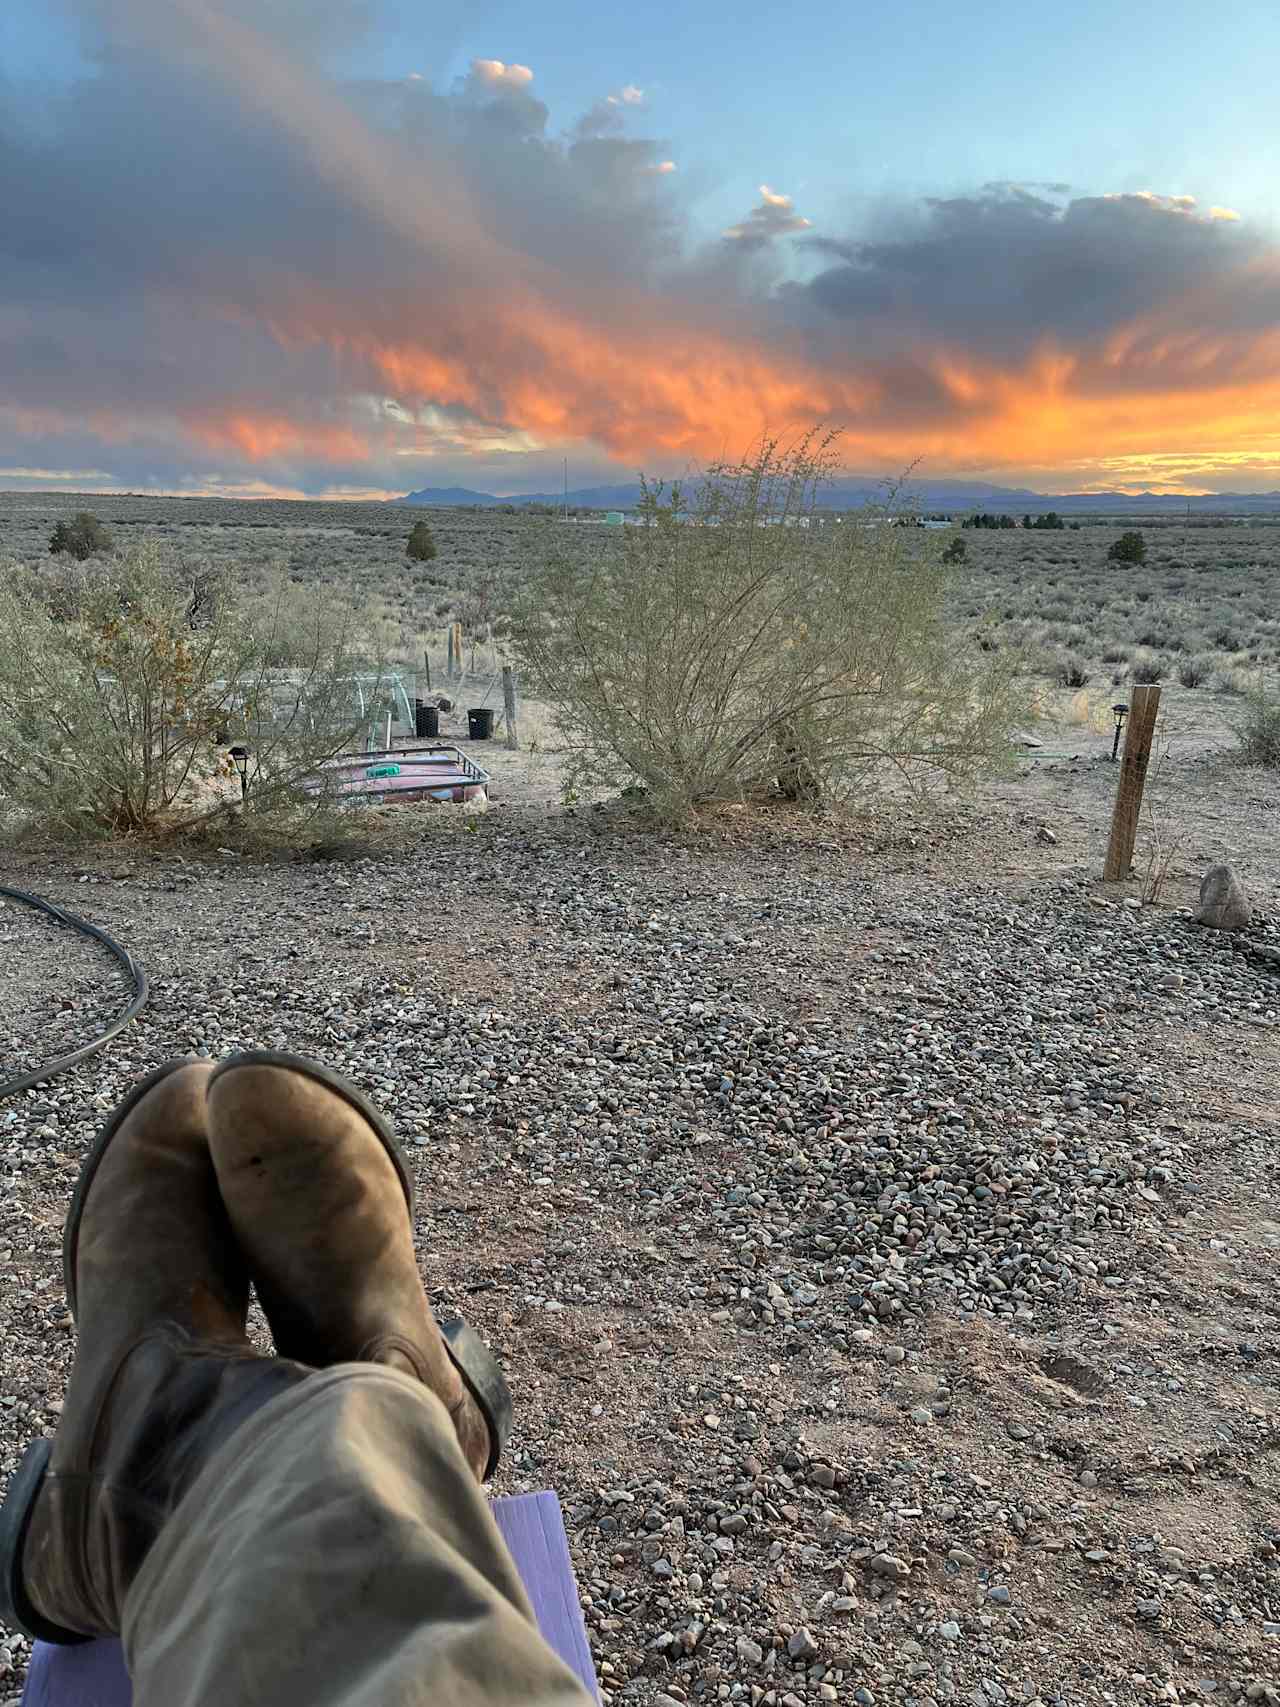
[1107,531,1147,565]
[49,512,113,561]
[0,545,382,838]
[511,434,1024,816]
[406,520,437,563]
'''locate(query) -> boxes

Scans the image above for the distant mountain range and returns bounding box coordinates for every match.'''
[397,480,1280,514]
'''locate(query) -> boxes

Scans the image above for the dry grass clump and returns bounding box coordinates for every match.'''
[1211,666,1250,696]
[1129,653,1167,684]
[1177,655,1212,688]
[1232,683,1280,766]
[1054,653,1091,688]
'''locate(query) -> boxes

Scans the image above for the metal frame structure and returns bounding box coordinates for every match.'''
[304,741,489,806]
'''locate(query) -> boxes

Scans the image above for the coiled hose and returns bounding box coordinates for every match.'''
[0,884,149,1099]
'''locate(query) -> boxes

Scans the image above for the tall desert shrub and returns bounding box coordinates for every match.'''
[0,545,382,838]
[512,434,1023,816]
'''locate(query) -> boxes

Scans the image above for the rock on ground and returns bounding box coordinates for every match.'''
[1196,864,1251,931]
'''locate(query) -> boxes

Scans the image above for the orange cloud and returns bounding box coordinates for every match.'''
[199,254,1280,485]
[182,408,372,463]
[113,283,1279,496]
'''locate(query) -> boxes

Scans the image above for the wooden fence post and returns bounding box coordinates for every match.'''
[1103,684,1160,881]
[502,665,520,751]
[451,622,464,683]
[422,647,432,694]
[446,627,455,678]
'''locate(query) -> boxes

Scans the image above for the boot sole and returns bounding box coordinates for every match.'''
[209,1051,510,1477]
[62,1057,202,1318]
[0,1440,91,1645]
[441,1318,513,1482]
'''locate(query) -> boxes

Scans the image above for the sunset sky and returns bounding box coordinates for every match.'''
[3,0,1279,498]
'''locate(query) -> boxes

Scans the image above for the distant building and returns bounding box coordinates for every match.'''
[605,511,625,525]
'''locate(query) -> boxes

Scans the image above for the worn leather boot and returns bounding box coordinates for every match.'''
[206,1050,510,1482]
[0,1061,310,1644]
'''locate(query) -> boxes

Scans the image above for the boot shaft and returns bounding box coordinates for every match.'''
[21,1334,309,1637]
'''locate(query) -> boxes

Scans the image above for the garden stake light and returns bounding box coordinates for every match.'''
[1111,703,1129,762]
[229,745,250,800]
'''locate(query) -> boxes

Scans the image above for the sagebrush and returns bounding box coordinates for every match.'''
[1232,683,1280,767]
[0,545,385,838]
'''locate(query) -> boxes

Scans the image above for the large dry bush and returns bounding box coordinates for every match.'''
[0,544,384,838]
[512,437,1024,815]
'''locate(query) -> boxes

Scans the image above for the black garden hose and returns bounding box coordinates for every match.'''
[0,884,149,1098]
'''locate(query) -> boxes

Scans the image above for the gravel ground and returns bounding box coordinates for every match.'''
[4,734,1280,1706]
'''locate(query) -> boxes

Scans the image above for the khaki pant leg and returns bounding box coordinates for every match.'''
[122,1365,593,1707]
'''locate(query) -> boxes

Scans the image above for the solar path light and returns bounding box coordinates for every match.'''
[1110,703,1129,762]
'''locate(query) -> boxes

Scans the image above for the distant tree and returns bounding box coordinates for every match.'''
[941,536,967,564]
[1107,530,1147,565]
[49,512,112,561]
[1023,514,1032,530]
[405,519,437,563]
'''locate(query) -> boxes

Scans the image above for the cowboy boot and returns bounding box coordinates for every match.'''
[205,1050,510,1482]
[0,1061,310,1644]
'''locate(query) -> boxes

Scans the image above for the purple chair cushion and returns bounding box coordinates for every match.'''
[20,1490,596,1704]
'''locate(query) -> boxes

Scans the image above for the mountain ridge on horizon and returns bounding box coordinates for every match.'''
[395,479,1280,514]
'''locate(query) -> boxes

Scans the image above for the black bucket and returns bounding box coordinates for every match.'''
[414,700,440,738]
[467,707,495,741]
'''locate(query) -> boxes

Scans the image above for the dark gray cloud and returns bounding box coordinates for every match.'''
[795,184,1266,358]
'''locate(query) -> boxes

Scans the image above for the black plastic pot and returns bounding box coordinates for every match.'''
[467,707,495,741]
[414,700,440,738]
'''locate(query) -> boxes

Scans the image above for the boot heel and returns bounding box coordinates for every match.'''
[0,1439,91,1646]
[441,1317,512,1482]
